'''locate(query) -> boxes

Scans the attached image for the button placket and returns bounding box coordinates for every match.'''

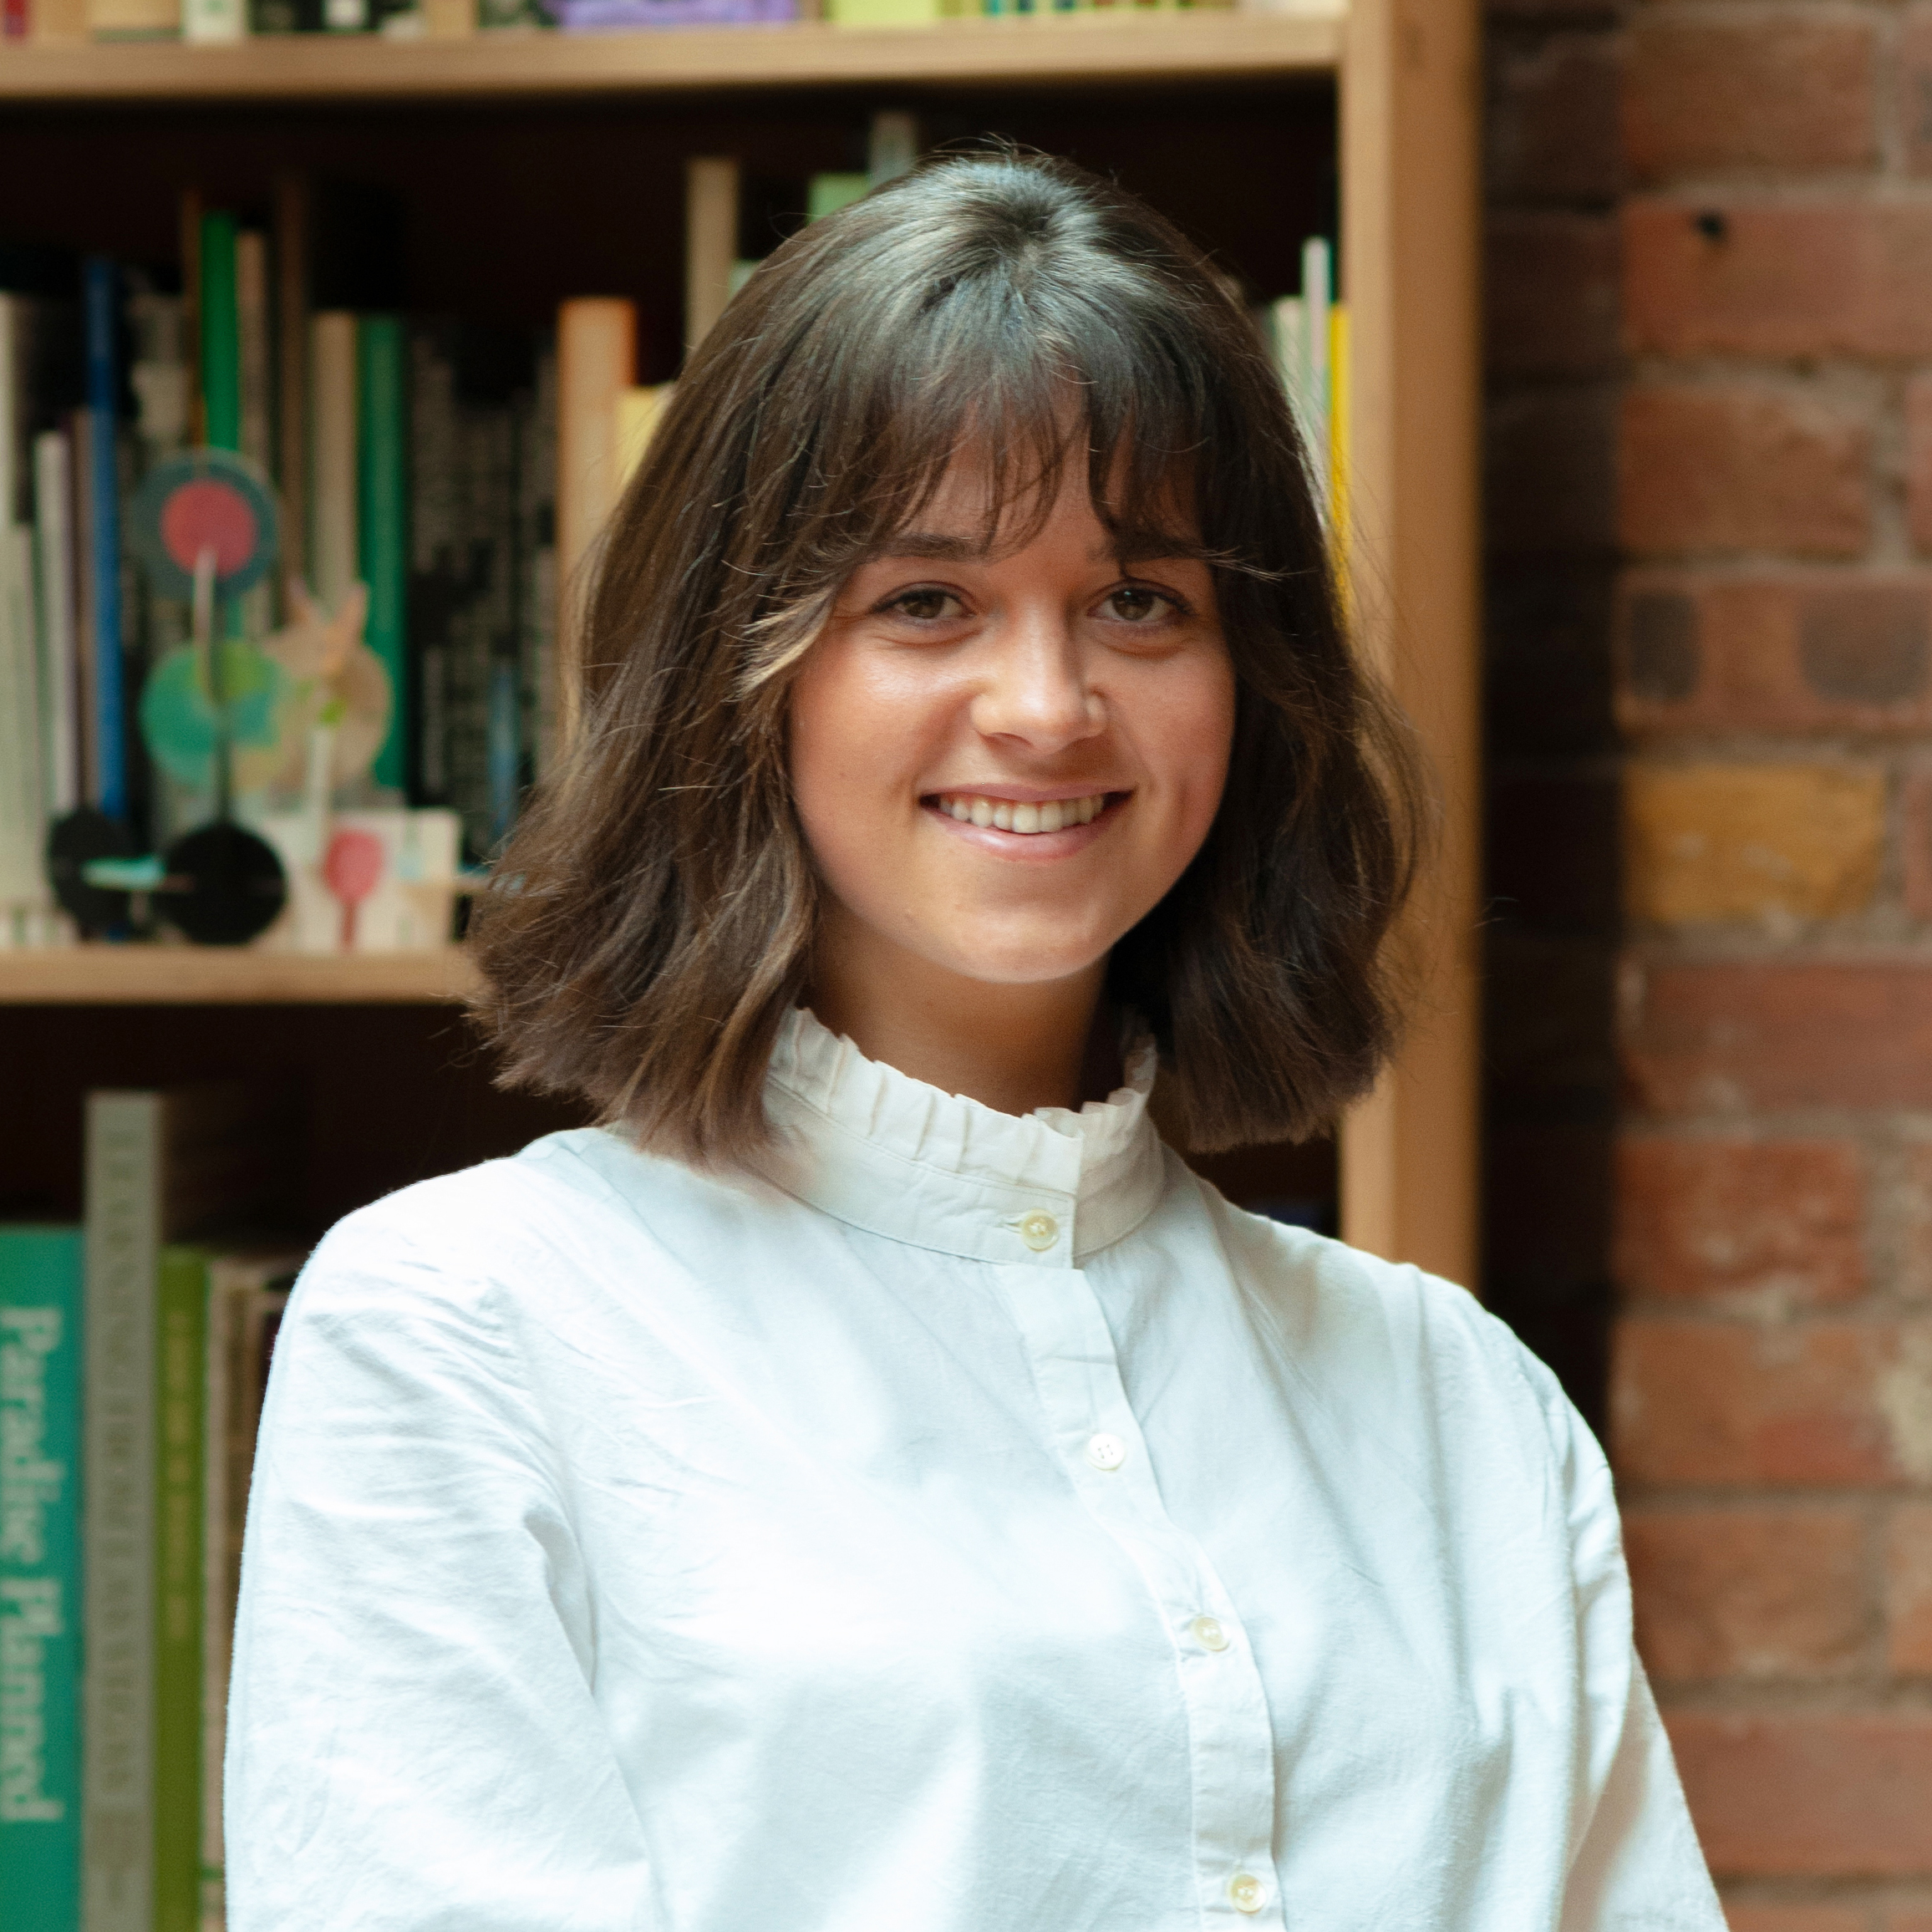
[992,1262,1284,1930]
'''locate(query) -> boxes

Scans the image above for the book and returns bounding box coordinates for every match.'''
[199,216,242,455]
[33,429,80,823]
[83,258,126,826]
[236,231,271,476]
[1298,234,1331,517]
[310,311,358,616]
[806,172,868,221]
[198,1252,299,1932]
[0,1224,84,1932]
[357,315,409,796]
[82,1086,297,1932]
[684,157,738,358]
[553,297,634,752]
[273,178,311,607]
[182,0,245,42]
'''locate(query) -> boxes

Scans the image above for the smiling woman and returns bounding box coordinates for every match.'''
[224,151,1726,1932]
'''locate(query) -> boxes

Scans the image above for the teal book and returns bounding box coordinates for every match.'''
[0,1224,85,1932]
[357,314,408,793]
[153,1245,206,1932]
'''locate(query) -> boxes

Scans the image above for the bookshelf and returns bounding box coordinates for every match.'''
[0,0,1478,1285]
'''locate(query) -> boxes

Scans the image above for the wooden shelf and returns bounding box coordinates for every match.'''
[0,8,1343,100]
[0,946,480,1003]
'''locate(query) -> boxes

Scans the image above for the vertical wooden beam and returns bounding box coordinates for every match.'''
[1337,0,1483,1289]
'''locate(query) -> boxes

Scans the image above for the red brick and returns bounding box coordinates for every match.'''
[1486,211,1621,379]
[1613,1317,1932,1487]
[1624,961,1932,1114]
[1887,1502,1932,1673]
[1619,387,1868,558]
[1907,377,1932,555]
[1616,1139,1866,1308]
[1627,18,1876,180]
[1619,574,1932,736]
[1902,8,1932,179]
[1489,30,1624,202]
[1667,1714,1932,1876]
[1626,201,1932,359]
[1899,1144,1932,1302]
[1626,1507,1866,1680]
[1726,1909,1869,1932]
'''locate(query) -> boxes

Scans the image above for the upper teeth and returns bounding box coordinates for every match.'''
[937,793,1108,833]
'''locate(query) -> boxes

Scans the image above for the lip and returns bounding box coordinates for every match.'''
[925,784,1124,806]
[920,789,1127,858]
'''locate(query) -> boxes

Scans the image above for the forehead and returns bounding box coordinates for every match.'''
[884,440,1204,562]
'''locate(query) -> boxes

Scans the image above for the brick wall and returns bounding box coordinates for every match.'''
[1487,0,1932,1916]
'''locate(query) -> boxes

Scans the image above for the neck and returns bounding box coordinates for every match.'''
[806,910,1114,1119]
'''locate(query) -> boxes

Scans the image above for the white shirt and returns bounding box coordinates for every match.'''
[227,1009,1722,1932]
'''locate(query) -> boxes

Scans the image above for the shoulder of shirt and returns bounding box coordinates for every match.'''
[295,1126,729,1306]
[1171,1164,1587,1473]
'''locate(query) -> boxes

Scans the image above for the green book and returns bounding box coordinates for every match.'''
[199,214,242,456]
[358,314,408,793]
[0,1224,85,1932]
[153,1244,207,1932]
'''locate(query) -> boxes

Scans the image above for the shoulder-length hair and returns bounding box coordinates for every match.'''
[470,148,1426,1163]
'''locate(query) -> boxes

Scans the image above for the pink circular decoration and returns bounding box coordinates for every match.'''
[160,478,260,579]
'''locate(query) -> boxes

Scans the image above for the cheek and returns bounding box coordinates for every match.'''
[1143,654,1237,842]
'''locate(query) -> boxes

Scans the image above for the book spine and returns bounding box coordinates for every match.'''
[0,1226,85,1932]
[153,1246,206,1932]
[84,1091,160,1932]
[235,231,270,474]
[553,298,634,755]
[200,215,242,456]
[1329,302,1350,587]
[273,177,309,603]
[1298,236,1331,521]
[0,521,48,934]
[82,260,125,824]
[356,315,408,794]
[69,408,98,809]
[308,311,358,617]
[34,430,79,819]
[199,1269,236,1932]
[181,0,244,40]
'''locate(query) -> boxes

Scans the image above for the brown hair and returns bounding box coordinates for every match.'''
[470,149,1426,1162]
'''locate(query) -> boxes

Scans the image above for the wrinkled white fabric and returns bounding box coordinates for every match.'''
[226,1008,1723,1932]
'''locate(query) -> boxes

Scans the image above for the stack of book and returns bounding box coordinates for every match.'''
[1,0,1241,44]
[0,1085,307,1932]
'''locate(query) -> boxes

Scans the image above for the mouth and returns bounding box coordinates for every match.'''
[927,791,1121,835]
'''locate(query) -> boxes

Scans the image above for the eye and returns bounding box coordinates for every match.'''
[882,586,967,623]
[1099,584,1182,624]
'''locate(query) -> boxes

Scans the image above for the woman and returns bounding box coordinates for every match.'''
[226,153,1722,1931]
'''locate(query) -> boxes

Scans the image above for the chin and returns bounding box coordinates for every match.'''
[928,926,1118,988]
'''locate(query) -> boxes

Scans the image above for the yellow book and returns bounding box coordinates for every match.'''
[1328,303,1350,597]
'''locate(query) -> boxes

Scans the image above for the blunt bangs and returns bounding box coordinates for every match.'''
[470,150,1425,1165]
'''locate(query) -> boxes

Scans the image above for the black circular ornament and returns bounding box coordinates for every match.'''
[160,821,287,946]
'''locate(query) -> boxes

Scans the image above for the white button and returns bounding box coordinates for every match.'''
[1085,1431,1127,1472]
[1017,1210,1059,1251]
[1228,1872,1268,1914]
[1190,1614,1230,1652]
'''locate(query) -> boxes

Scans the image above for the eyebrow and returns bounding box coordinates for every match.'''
[867,529,1213,567]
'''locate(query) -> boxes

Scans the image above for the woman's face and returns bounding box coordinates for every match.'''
[790,455,1237,994]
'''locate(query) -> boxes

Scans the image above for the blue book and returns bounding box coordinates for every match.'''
[83,257,125,825]
[0,1223,85,1932]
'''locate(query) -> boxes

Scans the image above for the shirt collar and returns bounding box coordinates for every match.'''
[747,1005,1167,1267]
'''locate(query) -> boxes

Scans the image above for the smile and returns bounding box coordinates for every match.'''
[933,792,1111,834]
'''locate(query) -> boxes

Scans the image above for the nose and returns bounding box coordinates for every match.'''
[968,606,1104,754]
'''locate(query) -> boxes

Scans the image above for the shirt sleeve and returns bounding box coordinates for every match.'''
[1538,1369,1726,1932]
[224,1201,654,1932]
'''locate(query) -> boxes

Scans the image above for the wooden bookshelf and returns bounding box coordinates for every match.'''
[0,946,478,1003]
[0,9,1343,99]
[0,0,1479,1283]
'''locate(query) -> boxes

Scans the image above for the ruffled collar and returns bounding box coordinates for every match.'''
[747,1005,1167,1267]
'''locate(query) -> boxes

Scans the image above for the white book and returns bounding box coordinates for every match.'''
[34,429,79,819]
[180,0,244,40]
[309,312,359,615]
[82,1093,161,1932]
[1299,236,1332,517]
